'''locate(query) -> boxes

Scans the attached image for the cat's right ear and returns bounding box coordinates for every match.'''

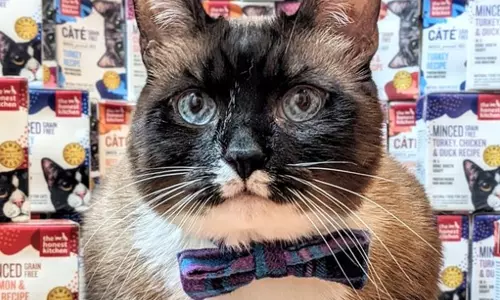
[0,31,11,61]
[133,0,214,65]
[41,158,62,188]
[464,160,483,190]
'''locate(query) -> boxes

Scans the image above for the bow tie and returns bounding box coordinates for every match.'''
[177,230,370,299]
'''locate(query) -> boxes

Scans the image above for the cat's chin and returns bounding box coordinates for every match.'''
[177,194,347,247]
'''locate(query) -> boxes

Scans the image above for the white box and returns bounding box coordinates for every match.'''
[437,215,468,299]
[28,88,90,213]
[388,101,417,173]
[0,0,43,86]
[421,0,469,95]
[472,215,500,300]
[466,0,500,91]
[0,220,79,300]
[370,1,420,101]
[416,93,500,212]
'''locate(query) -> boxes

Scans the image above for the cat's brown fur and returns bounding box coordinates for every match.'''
[83,0,441,298]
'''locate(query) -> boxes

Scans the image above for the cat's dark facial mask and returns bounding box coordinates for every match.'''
[129,0,383,222]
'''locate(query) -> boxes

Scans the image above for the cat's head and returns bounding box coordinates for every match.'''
[94,0,125,68]
[464,160,500,211]
[0,31,42,80]
[129,0,383,244]
[42,0,57,61]
[387,0,419,68]
[0,170,28,218]
[41,158,89,207]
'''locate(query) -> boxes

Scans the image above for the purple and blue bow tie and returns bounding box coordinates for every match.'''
[177,230,370,299]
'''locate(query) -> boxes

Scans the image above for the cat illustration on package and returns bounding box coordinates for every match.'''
[387,0,419,68]
[0,170,29,222]
[41,158,90,213]
[439,288,466,300]
[42,0,56,62]
[464,159,500,212]
[94,0,125,68]
[0,32,42,81]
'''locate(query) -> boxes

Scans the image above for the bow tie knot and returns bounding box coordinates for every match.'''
[178,230,370,299]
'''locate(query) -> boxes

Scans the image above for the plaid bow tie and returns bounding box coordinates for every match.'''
[177,230,370,299]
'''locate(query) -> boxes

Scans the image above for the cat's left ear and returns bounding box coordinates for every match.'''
[297,0,381,57]
[41,158,62,188]
[133,0,213,64]
[464,160,483,190]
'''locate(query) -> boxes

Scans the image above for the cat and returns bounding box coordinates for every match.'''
[42,0,57,61]
[93,0,125,68]
[83,0,441,299]
[464,159,500,211]
[439,287,467,300]
[0,170,29,222]
[242,6,274,17]
[0,31,43,81]
[41,158,90,213]
[387,0,419,68]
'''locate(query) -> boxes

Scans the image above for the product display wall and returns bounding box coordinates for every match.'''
[0,0,499,299]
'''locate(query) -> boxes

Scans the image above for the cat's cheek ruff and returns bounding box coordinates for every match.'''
[2,201,20,219]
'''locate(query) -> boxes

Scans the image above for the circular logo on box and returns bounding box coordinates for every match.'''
[0,141,24,169]
[440,266,463,289]
[102,71,121,90]
[47,286,73,300]
[63,143,85,166]
[484,145,500,167]
[14,17,39,41]
[393,71,413,90]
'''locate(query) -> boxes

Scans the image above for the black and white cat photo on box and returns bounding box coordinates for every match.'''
[0,0,43,86]
[28,88,90,214]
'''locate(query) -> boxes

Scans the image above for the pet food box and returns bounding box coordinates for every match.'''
[494,219,500,299]
[203,1,275,18]
[380,100,388,147]
[370,0,420,101]
[0,77,30,222]
[416,93,500,212]
[98,101,134,178]
[421,0,469,95]
[90,102,99,182]
[437,215,468,300]
[0,0,43,87]
[388,101,417,173]
[0,220,79,300]
[28,88,90,214]
[56,0,128,102]
[125,0,147,102]
[471,215,500,299]
[42,0,58,88]
[466,0,500,91]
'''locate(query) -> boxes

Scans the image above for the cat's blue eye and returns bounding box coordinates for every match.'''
[177,91,217,126]
[281,86,325,122]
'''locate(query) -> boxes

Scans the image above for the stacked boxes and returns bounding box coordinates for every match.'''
[371,0,420,101]
[28,88,90,213]
[0,77,30,222]
[388,102,417,172]
[421,0,468,95]
[416,93,500,212]
[0,0,43,86]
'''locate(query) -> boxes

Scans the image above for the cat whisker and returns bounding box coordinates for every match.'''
[313,178,440,255]
[286,161,357,167]
[86,189,196,289]
[137,166,203,171]
[83,180,199,249]
[112,251,141,300]
[131,170,190,179]
[101,244,136,300]
[301,190,392,300]
[285,175,412,284]
[302,167,394,183]
[287,193,363,300]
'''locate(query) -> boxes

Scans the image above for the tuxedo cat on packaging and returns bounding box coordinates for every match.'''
[416,93,500,212]
[0,77,30,222]
[370,0,420,101]
[0,0,43,86]
[56,0,127,102]
[28,88,90,214]
[83,0,441,299]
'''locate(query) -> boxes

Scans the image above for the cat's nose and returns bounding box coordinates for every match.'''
[13,198,24,208]
[77,191,87,199]
[224,148,266,180]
